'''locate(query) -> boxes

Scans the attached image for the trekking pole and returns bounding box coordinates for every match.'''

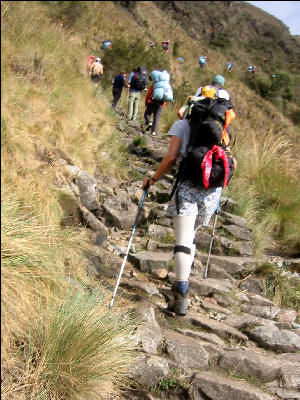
[203,193,222,279]
[109,186,149,308]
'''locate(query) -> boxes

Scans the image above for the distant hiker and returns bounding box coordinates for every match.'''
[142,91,237,316]
[198,56,207,68]
[101,40,112,50]
[227,61,232,71]
[177,75,230,119]
[248,65,257,74]
[162,40,170,52]
[150,41,158,48]
[87,55,95,69]
[127,66,148,121]
[89,57,103,86]
[144,83,166,136]
[112,71,128,109]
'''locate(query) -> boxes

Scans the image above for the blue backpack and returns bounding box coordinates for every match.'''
[150,70,173,102]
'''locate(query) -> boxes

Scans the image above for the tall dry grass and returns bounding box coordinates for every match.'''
[2,2,136,398]
[1,183,135,400]
[2,2,300,397]
[1,1,129,177]
[231,129,300,254]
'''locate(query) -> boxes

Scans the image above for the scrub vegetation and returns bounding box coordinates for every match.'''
[1,1,300,398]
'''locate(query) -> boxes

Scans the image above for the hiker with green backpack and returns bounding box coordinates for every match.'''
[142,81,237,316]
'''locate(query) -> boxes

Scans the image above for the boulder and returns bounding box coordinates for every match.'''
[241,305,280,320]
[189,370,276,400]
[163,330,210,374]
[128,355,169,389]
[218,350,283,382]
[184,312,248,342]
[120,278,160,296]
[103,196,141,229]
[188,277,232,297]
[197,254,256,274]
[129,250,173,272]
[222,224,253,241]
[248,325,300,353]
[74,170,101,213]
[280,364,300,389]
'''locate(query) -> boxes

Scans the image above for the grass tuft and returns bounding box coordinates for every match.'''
[1,183,135,399]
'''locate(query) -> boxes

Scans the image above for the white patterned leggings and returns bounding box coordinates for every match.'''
[169,183,222,281]
[173,216,197,281]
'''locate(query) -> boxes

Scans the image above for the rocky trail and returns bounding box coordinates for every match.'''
[52,105,300,400]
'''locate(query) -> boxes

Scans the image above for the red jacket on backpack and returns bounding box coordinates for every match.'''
[145,85,166,108]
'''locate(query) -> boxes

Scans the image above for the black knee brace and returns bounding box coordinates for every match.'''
[174,245,191,255]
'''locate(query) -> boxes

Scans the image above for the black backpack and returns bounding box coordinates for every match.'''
[130,67,148,90]
[171,97,236,198]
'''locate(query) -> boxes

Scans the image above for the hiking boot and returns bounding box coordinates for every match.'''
[152,131,156,136]
[145,122,152,131]
[167,285,188,316]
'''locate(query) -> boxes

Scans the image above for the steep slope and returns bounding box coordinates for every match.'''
[74,0,300,254]
[1,2,300,399]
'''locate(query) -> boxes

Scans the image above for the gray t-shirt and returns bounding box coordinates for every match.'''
[167,119,190,158]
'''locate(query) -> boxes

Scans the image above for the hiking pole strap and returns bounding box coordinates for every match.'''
[109,188,148,308]
[203,194,222,279]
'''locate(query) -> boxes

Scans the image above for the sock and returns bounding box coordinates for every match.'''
[174,280,189,295]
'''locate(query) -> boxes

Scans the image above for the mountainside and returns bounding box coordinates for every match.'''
[154,1,300,73]
[57,0,300,255]
[1,1,300,399]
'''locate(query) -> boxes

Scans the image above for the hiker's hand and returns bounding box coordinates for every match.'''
[233,157,238,169]
[177,106,187,119]
[142,176,156,189]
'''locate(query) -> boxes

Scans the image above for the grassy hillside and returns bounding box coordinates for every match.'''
[73,0,300,255]
[1,2,135,398]
[1,1,300,398]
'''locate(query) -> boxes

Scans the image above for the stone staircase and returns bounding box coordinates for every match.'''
[55,107,300,400]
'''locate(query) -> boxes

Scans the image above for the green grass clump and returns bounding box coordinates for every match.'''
[150,367,189,396]
[133,135,147,147]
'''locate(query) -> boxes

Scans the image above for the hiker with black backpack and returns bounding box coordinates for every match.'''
[177,75,230,119]
[127,66,148,121]
[142,87,237,316]
[112,70,128,110]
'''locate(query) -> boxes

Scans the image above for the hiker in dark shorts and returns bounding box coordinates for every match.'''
[112,71,128,109]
